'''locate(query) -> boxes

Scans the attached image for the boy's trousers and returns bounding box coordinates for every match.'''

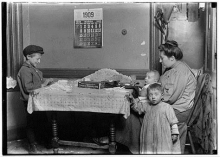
[23,101,51,145]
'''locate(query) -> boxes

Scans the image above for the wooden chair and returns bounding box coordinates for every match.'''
[185,73,211,154]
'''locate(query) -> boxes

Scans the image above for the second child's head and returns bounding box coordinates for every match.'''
[23,45,44,67]
[145,70,160,85]
[147,83,163,105]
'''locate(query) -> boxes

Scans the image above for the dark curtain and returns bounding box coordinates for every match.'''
[6,2,23,79]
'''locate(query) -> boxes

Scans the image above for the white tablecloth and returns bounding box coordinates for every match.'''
[27,83,131,119]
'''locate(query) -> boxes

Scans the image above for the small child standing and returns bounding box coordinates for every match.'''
[138,70,160,103]
[130,83,181,154]
[17,45,53,154]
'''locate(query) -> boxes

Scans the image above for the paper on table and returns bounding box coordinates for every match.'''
[104,87,128,93]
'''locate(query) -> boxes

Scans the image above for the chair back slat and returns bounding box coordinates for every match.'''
[186,73,210,126]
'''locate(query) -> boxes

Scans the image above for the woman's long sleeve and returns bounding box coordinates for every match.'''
[164,70,188,105]
[130,98,147,115]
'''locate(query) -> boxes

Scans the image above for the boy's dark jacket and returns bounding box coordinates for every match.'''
[17,61,44,102]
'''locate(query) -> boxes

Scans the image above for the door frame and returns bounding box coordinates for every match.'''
[149,3,162,74]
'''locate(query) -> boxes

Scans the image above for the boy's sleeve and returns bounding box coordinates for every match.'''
[20,68,42,93]
[42,78,47,82]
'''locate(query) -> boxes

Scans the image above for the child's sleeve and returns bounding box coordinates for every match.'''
[171,124,179,135]
[165,104,179,134]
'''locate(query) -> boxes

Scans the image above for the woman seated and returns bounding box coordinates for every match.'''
[158,40,197,153]
[94,40,197,154]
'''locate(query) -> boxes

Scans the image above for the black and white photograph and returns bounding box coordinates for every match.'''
[3,1,218,155]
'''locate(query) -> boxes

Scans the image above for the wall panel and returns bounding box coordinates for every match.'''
[23,3,151,70]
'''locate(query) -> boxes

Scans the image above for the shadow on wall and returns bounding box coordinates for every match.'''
[7,92,27,141]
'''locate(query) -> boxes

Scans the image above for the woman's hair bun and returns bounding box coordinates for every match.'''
[165,40,178,47]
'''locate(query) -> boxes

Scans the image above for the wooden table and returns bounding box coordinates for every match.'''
[27,81,131,154]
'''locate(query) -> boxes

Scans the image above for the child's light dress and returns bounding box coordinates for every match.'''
[138,101,181,154]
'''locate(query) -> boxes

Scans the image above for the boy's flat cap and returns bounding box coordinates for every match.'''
[23,45,44,57]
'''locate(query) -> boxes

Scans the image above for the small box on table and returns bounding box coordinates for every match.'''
[78,81,105,89]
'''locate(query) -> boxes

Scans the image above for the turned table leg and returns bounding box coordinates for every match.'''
[109,119,117,154]
[51,112,59,154]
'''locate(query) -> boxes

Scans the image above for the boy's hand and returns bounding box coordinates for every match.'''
[44,79,50,85]
[171,134,178,143]
[42,78,54,87]
[47,78,54,85]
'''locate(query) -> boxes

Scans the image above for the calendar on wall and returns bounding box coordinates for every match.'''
[74,8,103,48]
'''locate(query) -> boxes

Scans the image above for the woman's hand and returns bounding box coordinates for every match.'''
[125,95,133,104]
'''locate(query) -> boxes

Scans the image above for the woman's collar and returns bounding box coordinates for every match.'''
[171,60,181,68]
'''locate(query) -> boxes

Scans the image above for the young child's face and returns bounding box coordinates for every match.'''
[27,53,42,67]
[148,88,162,105]
[145,72,156,84]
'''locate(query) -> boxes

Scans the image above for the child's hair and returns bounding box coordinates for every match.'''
[147,83,163,96]
[147,70,160,82]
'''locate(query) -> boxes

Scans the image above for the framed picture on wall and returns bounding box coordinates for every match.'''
[74,8,103,48]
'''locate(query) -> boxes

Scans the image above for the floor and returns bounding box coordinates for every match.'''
[7,138,195,155]
[7,138,132,155]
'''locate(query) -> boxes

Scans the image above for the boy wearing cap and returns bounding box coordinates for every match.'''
[17,45,53,154]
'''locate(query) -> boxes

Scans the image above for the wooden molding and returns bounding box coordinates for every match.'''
[7,68,149,92]
[150,3,162,74]
[40,68,149,80]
